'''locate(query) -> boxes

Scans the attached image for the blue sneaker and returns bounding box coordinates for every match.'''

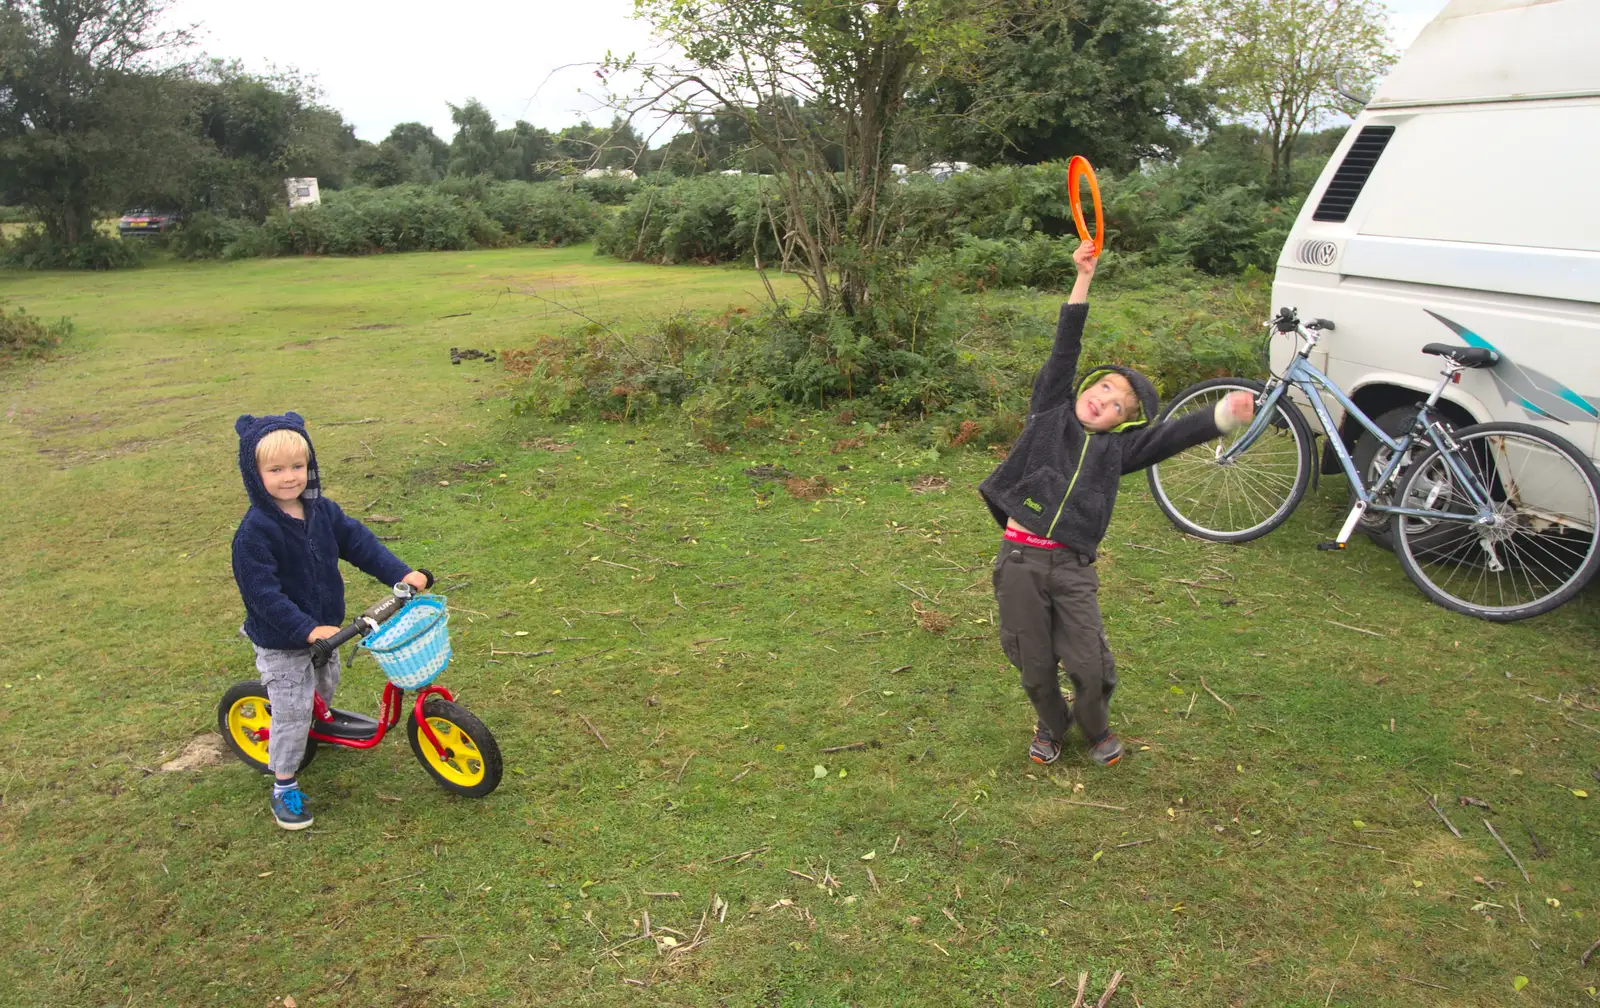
[270,787,314,830]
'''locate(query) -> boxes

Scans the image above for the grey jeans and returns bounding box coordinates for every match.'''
[253,644,342,776]
[992,541,1117,744]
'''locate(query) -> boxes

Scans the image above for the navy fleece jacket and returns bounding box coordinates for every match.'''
[231,412,413,650]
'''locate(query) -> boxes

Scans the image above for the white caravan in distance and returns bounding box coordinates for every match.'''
[1270,0,1600,484]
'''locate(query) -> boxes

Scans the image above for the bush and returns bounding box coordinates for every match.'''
[509,279,987,442]
[568,173,642,205]
[0,229,146,270]
[0,304,74,365]
[595,174,781,265]
[0,206,34,224]
[170,212,264,260]
[480,182,606,245]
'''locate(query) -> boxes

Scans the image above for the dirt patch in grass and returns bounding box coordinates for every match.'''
[159,734,230,772]
[784,475,830,500]
[908,474,950,494]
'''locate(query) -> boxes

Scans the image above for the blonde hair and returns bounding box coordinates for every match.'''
[255,428,309,466]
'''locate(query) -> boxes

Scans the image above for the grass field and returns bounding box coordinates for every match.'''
[1,247,1597,1007]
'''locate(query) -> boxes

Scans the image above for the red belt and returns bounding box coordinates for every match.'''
[1004,526,1066,549]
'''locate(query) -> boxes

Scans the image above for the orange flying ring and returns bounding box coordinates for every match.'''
[1067,155,1104,257]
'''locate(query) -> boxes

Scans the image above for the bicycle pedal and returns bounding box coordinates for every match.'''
[1315,541,1345,551]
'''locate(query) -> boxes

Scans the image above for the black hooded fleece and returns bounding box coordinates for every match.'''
[978,302,1221,557]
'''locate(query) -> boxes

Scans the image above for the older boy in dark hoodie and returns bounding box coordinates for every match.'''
[232,412,429,829]
[980,242,1254,766]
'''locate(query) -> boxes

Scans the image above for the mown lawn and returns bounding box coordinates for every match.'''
[1,246,1596,1007]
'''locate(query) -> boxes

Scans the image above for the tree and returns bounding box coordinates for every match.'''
[614,0,1007,313]
[354,121,450,186]
[906,0,1211,171]
[183,62,363,217]
[1178,0,1392,189]
[447,99,512,178]
[0,0,194,244]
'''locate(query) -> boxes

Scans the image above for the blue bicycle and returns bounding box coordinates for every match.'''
[1147,307,1600,621]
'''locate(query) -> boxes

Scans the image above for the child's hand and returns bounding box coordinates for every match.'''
[1073,239,1097,277]
[402,570,429,592]
[1224,391,1255,425]
[307,625,341,643]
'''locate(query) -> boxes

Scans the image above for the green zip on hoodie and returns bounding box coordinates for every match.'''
[1045,436,1091,540]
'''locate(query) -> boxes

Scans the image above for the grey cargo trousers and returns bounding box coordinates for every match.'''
[253,644,342,776]
[992,540,1116,745]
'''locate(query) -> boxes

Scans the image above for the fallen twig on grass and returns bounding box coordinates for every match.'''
[1070,972,1089,1008]
[674,751,695,784]
[488,648,555,658]
[888,664,912,674]
[1514,894,1526,924]
[786,869,815,882]
[820,741,871,753]
[709,846,769,865]
[1114,838,1155,849]
[1525,825,1548,858]
[1582,935,1600,967]
[579,714,610,751]
[941,907,965,931]
[643,891,680,899]
[690,637,730,646]
[1484,819,1531,883]
[1562,714,1600,735]
[595,558,642,572]
[1325,619,1386,638]
[867,867,880,894]
[1095,970,1124,1008]
[324,417,381,426]
[1328,839,1384,851]
[1199,676,1236,714]
[1054,798,1127,812]
[1123,542,1171,555]
[1426,794,1463,839]
[549,647,614,667]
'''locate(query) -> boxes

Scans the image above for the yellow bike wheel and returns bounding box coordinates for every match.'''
[406,699,502,797]
[217,680,316,774]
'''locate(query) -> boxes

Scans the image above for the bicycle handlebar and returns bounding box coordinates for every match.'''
[308,568,434,665]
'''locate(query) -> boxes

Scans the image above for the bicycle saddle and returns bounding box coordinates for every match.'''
[1421,343,1499,368]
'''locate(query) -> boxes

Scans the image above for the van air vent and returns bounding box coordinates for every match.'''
[1311,125,1395,223]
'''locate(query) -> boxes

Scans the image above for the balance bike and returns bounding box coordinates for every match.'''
[217,580,503,797]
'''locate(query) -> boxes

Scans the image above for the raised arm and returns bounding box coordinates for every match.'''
[1028,241,1097,413]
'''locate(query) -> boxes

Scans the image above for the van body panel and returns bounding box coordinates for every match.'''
[1269,0,1599,469]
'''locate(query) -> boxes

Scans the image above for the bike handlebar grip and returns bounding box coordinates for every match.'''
[310,622,363,664]
[1273,307,1300,333]
[417,567,434,590]
[1309,318,1335,331]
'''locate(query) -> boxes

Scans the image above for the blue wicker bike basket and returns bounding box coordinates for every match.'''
[359,595,451,689]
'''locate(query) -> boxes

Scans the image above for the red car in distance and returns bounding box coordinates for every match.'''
[117,209,179,236]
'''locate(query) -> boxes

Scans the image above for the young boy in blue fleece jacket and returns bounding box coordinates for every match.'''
[232,412,429,829]
[979,242,1254,766]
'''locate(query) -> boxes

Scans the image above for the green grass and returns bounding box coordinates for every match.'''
[1,247,1597,1007]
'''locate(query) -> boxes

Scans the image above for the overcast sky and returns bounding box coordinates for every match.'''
[161,0,1453,145]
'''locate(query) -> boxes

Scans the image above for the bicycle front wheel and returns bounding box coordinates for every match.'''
[1148,378,1313,542]
[1392,422,1600,621]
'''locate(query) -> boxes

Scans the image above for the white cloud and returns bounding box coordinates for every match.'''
[163,0,659,142]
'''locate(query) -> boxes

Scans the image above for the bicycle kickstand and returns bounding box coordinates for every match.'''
[1316,500,1368,551]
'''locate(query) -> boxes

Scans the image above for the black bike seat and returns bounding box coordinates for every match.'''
[312,708,381,741]
[1422,342,1499,368]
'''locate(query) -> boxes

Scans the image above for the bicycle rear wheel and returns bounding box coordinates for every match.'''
[1148,378,1313,542]
[1392,422,1600,620]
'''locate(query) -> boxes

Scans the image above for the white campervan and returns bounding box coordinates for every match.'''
[1271,0,1600,499]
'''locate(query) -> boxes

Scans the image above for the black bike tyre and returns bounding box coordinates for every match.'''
[1391,422,1600,621]
[217,680,318,774]
[407,699,504,798]
[1147,377,1314,543]
[1349,405,1425,551]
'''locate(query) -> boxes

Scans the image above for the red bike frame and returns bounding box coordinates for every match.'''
[251,683,456,756]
